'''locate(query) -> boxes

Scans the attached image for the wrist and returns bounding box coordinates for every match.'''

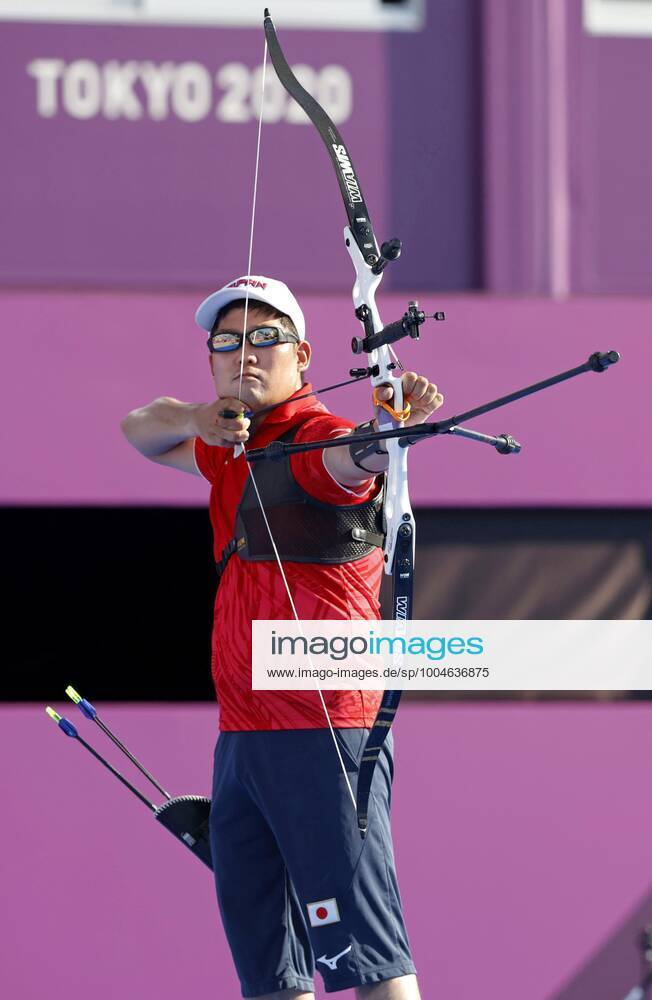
[182,401,203,438]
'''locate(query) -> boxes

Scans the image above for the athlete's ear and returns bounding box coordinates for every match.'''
[208,353,214,376]
[297,340,311,372]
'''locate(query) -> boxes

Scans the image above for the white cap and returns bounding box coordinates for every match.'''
[194,275,305,340]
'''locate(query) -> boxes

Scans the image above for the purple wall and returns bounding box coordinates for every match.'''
[6,4,652,298]
[5,702,652,999]
[0,21,384,290]
[484,0,652,295]
[483,1,548,293]
[569,6,652,294]
[0,8,479,293]
[2,288,644,506]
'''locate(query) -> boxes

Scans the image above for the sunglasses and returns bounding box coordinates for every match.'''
[207,325,300,353]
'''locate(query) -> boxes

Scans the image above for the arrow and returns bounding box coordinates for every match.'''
[45,706,157,810]
[66,685,171,800]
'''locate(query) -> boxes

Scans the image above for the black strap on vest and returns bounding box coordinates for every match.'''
[215,424,385,586]
[214,536,246,583]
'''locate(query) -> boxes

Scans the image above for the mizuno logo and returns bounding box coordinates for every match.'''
[332,143,363,204]
[317,945,352,971]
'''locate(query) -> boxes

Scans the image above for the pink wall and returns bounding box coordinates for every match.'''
[3,289,645,506]
[5,702,652,999]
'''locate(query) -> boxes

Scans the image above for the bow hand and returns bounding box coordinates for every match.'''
[374,371,444,429]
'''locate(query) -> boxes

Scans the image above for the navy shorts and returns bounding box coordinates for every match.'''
[209,728,416,996]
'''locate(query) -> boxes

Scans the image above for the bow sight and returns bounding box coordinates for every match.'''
[352,300,446,356]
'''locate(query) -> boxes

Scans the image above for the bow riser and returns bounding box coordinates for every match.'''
[345,225,415,582]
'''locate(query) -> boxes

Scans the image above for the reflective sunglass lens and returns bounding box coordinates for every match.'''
[250,327,280,346]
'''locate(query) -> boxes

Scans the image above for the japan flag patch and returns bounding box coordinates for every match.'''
[306,898,340,927]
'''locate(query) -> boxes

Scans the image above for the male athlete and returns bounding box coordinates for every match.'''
[121,275,443,1000]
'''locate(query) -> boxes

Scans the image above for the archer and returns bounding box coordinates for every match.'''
[121,273,443,1000]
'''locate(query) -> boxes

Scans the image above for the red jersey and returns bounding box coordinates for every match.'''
[194,384,384,731]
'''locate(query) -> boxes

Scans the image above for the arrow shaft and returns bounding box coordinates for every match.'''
[76,733,157,811]
[93,717,171,800]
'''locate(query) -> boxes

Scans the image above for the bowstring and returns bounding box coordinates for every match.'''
[237,38,357,813]
[237,44,267,405]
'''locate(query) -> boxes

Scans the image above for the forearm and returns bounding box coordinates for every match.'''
[120,397,201,458]
[324,422,389,487]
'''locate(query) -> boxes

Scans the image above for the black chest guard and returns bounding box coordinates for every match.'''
[215,425,385,584]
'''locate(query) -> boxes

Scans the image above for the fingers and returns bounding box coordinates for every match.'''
[203,398,251,446]
[402,371,433,402]
[217,411,250,444]
[216,396,248,420]
[402,373,444,413]
[375,374,444,415]
[203,427,249,447]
